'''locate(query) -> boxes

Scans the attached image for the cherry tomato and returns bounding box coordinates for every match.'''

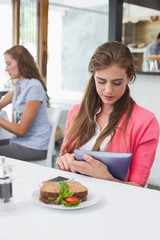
[64,196,79,204]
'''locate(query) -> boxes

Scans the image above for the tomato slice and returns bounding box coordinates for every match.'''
[64,196,79,204]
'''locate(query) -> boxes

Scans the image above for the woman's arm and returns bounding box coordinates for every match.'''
[0,100,41,136]
[56,152,142,187]
[0,91,13,109]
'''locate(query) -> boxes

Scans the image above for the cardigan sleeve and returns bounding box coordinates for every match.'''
[127,115,159,186]
[107,104,159,186]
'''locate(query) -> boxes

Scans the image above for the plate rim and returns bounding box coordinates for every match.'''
[31,188,102,210]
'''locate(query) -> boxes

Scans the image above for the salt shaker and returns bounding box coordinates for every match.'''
[0,156,15,211]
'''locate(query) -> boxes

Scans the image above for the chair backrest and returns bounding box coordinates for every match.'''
[31,107,61,167]
[45,107,61,167]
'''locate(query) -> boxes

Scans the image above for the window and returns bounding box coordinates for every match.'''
[0,0,12,90]
[19,0,38,60]
[47,2,108,99]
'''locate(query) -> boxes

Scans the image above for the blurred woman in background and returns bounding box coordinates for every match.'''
[0,45,51,161]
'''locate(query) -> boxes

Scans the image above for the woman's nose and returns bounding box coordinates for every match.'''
[104,84,113,93]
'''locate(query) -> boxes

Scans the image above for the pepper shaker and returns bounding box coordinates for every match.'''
[0,156,15,211]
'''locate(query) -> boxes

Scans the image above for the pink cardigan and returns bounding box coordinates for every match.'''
[61,104,159,186]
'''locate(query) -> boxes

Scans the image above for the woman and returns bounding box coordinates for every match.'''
[0,45,51,161]
[142,32,160,71]
[56,41,159,187]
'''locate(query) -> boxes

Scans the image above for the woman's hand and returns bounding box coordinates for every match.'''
[56,153,75,172]
[56,153,143,186]
[57,153,115,180]
[71,154,115,180]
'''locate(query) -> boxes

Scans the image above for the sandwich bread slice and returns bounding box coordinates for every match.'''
[39,181,88,204]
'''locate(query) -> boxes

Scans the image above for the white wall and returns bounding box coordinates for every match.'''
[130,74,160,186]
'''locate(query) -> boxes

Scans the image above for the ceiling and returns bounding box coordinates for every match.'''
[49,0,160,11]
[49,0,109,9]
[49,0,160,18]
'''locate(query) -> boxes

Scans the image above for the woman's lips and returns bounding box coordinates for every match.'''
[103,95,114,101]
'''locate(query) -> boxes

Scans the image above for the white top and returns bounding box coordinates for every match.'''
[0,157,160,240]
[80,108,112,151]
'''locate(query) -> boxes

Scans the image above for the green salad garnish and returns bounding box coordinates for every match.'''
[55,181,81,207]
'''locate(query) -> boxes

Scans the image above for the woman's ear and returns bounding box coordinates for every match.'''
[128,75,135,84]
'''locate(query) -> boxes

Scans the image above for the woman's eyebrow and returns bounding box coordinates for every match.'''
[96,77,124,81]
[96,76,106,80]
[112,78,123,81]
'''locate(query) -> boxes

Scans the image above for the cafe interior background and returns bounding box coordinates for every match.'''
[0,0,160,189]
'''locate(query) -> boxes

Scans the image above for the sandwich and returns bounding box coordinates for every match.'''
[39,181,88,206]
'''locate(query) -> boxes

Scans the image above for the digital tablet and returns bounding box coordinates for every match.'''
[74,150,132,181]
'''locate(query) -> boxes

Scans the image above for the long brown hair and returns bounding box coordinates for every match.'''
[62,41,136,154]
[4,45,50,106]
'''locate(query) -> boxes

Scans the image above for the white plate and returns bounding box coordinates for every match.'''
[31,188,102,210]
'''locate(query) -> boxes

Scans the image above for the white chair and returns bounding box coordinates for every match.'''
[31,107,61,167]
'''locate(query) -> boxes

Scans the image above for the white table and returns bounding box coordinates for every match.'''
[1,157,160,240]
[0,111,13,140]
